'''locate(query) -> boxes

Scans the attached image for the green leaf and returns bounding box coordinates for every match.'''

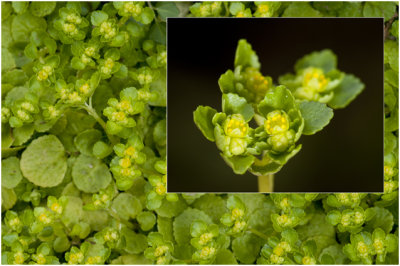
[234,39,260,69]
[155,2,179,20]
[363,2,397,21]
[72,154,112,193]
[74,129,102,156]
[137,211,156,231]
[385,40,399,72]
[220,154,255,175]
[337,2,363,17]
[218,70,235,94]
[193,194,228,224]
[29,2,56,17]
[157,216,174,242]
[2,187,17,210]
[121,227,147,254]
[283,2,322,18]
[91,11,108,26]
[222,93,255,122]
[297,212,336,254]
[64,110,97,135]
[61,196,83,228]
[257,86,296,116]
[295,49,337,73]
[319,244,347,264]
[173,208,212,245]
[2,157,23,189]
[232,232,262,264]
[155,196,187,218]
[20,135,67,187]
[390,20,398,38]
[299,101,333,135]
[3,69,28,86]
[215,249,238,264]
[149,70,167,107]
[329,74,365,109]
[53,236,71,253]
[13,123,35,146]
[148,22,166,45]
[365,207,394,234]
[112,193,142,220]
[12,2,29,14]
[2,48,15,72]
[193,106,217,142]
[11,13,47,43]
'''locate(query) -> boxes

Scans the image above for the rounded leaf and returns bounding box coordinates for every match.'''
[2,157,23,189]
[20,135,67,187]
[72,154,112,193]
[111,193,142,220]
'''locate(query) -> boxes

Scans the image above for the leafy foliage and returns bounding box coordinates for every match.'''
[1,1,398,265]
[195,38,363,176]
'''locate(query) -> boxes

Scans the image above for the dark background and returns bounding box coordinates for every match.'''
[167,18,383,192]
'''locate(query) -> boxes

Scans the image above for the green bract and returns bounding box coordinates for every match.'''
[1,1,398,265]
[279,50,365,109]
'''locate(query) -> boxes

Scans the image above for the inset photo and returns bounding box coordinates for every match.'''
[167,18,383,193]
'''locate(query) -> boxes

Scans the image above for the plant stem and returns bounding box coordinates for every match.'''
[258,174,274,193]
[248,227,269,240]
[81,103,119,145]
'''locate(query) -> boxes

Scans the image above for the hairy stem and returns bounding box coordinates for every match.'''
[82,103,119,145]
[248,227,269,240]
[258,174,274,193]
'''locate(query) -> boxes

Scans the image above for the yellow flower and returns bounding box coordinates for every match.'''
[264,110,290,135]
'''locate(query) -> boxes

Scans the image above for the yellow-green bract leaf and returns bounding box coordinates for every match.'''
[74,129,102,156]
[173,208,212,245]
[91,11,108,26]
[72,154,112,193]
[220,154,255,174]
[2,156,23,189]
[234,39,260,69]
[299,101,333,135]
[329,74,365,109]
[295,49,337,73]
[222,93,254,122]
[155,2,180,20]
[13,123,35,146]
[2,187,17,210]
[111,193,142,220]
[232,232,262,264]
[20,135,67,187]
[29,2,56,17]
[193,106,217,142]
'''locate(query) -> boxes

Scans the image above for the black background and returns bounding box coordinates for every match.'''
[167,18,383,192]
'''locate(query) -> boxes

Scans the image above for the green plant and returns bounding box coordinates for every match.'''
[1,1,398,265]
[194,39,364,192]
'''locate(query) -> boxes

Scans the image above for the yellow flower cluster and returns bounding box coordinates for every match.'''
[37,65,53,81]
